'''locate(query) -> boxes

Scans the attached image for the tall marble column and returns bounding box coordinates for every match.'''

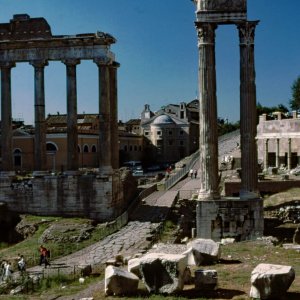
[109,62,120,170]
[30,60,48,173]
[0,62,15,173]
[196,22,220,200]
[94,59,112,174]
[63,59,80,172]
[238,21,260,200]
[287,138,292,170]
[275,138,280,168]
[263,138,269,171]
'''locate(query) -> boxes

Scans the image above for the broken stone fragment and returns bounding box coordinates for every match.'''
[184,238,221,266]
[250,263,295,299]
[139,252,187,294]
[105,265,139,296]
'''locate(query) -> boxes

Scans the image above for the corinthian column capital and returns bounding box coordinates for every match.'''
[196,22,217,46]
[238,21,259,46]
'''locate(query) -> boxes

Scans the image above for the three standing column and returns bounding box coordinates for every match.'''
[63,59,80,172]
[238,21,260,199]
[196,22,220,200]
[30,60,48,172]
[0,62,15,173]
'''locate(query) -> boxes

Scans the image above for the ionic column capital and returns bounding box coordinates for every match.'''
[237,21,259,46]
[30,60,48,68]
[62,59,80,66]
[195,22,217,46]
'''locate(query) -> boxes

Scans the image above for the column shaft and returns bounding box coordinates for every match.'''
[95,60,112,174]
[238,21,259,199]
[263,139,269,171]
[287,138,292,170]
[196,22,220,200]
[64,59,80,171]
[31,60,48,172]
[275,138,280,168]
[109,63,120,170]
[1,62,15,172]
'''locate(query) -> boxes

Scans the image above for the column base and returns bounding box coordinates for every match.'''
[239,189,260,200]
[197,190,220,201]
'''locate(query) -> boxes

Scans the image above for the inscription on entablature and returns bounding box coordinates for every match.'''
[198,0,247,12]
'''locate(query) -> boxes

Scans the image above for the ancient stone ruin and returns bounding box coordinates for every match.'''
[0,14,128,221]
[193,0,264,241]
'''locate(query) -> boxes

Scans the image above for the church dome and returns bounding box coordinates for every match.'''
[153,115,174,125]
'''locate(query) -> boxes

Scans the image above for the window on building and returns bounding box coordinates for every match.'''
[180,111,184,119]
[134,145,137,151]
[13,149,22,167]
[129,145,133,151]
[124,145,128,151]
[83,145,89,153]
[91,145,97,152]
[46,142,58,153]
[77,145,81,153]
[145,131,149,136]
[180,130,184,135]
[157,131,161,135]
[180,141,184,146]
[139,145,142,151]
[169,140,173,146]
[169,130,173,135]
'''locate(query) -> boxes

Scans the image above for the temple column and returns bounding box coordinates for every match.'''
[196,22,220,200]
[94,59,112,174]
[263,138,269,171]
[238,21,260,200]
[0,62,15,174]
[30,60,48,173]
[109,62,120,169]
[287,138,292,170]
[63,59,80,172]
[275,138,280,168]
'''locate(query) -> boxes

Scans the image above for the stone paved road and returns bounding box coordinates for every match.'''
[28,131,240,299]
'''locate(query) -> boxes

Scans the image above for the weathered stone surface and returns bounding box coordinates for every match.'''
[105,265,139,296]
[128,258,142,278]
[139,253,187,294]
[185,239,221,265]
[250,263,295,299]
[195,269,218,290]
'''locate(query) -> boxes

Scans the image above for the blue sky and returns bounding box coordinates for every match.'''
[1,0,300,124]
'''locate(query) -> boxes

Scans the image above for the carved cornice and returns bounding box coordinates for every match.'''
[30,59,48,68]
[197,0,246,12]
[62,59,80,66]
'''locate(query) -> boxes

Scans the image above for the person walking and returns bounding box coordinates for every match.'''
[4,261,12,281]
[189,169,194,178]
[17,255,26,272]
[194,169,198,179]
[39,245,50,268]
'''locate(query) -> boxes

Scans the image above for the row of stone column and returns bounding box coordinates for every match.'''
[197,21,259,200]
[264,138,292,170]
[0,59,119,175]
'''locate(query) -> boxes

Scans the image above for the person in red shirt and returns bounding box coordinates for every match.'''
[39,245,50,268]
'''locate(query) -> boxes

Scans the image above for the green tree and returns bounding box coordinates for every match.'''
[290,76,300,110]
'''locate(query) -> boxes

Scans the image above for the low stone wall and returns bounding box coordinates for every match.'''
[0,172,124,222]
[225,179,300,197]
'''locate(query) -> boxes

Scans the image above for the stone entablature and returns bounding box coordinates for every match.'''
[194,0,247,23]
